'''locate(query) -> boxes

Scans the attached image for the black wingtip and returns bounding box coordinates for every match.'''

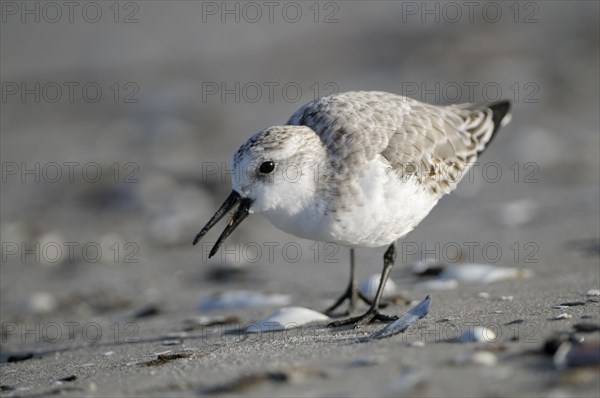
[488,100,511,133]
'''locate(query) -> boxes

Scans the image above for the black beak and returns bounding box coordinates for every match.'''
[192,190,252,258]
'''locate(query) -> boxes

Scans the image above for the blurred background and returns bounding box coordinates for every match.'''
[0,1,599,393]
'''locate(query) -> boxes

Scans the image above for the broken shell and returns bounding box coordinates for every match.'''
[367,296,431,340]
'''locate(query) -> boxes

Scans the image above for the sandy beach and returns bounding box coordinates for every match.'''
[1,1,599,396]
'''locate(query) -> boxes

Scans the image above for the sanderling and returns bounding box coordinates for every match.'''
[193,91,511,327]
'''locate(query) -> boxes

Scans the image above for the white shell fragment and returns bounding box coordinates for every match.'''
[246,307,329,333]
[468,351,498,366]
[367,296,431,340]
[457,326,498,343]
[359,274,397,299]
[552,313,573,320]
[439,264,532,284]
[414,279,458,291]
[198,291,291,311]
[453,351,498,366]
[583,289,600,297]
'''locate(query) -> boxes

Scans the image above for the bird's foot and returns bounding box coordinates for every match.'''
[324,287,387,317]
[327,308,398,328]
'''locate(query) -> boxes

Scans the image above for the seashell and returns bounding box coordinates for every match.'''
[367,296,430,340]
[199,291,291,311]
[415,279,458,291]
[457,326,497,343]
[246,307,329,333]
[359,274,397,299]
[453,350,498,366]
[439,264,532,284]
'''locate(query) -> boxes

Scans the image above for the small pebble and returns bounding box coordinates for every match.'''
[164,332,188,338]
[349,357,381,367]
[555,302,586,308]
[7,353,34,363]
[132,304,161,318]
[573,323,600,333]
[182,315,240,331]
[458,327,497,343]
[478,292,490,298]
[162,339,183,346]
[583,289,600,297]
[505,319,525,325]
[411,261,445,276]
[500,296,514,301]
[27,292,57,314]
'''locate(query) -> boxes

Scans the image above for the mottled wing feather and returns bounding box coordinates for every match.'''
[287,91,502,197]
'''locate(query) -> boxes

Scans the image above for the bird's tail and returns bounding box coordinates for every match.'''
[487,100,512,133]
[464,100,511,155]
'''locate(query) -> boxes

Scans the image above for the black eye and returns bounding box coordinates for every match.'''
[259,161,275,174]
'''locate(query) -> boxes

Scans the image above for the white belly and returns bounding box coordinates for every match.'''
[261,158,440,248]
[329,160,439,247]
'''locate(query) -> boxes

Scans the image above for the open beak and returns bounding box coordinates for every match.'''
[192,190,253,258]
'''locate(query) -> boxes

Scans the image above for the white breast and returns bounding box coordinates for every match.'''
[327,157,440,247]
[260,156,440,248]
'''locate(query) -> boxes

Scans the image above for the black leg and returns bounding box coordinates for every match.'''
[328,243,399,328]
[324,249,379,316]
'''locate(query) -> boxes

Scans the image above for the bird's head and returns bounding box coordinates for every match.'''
[193,125,328,257]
